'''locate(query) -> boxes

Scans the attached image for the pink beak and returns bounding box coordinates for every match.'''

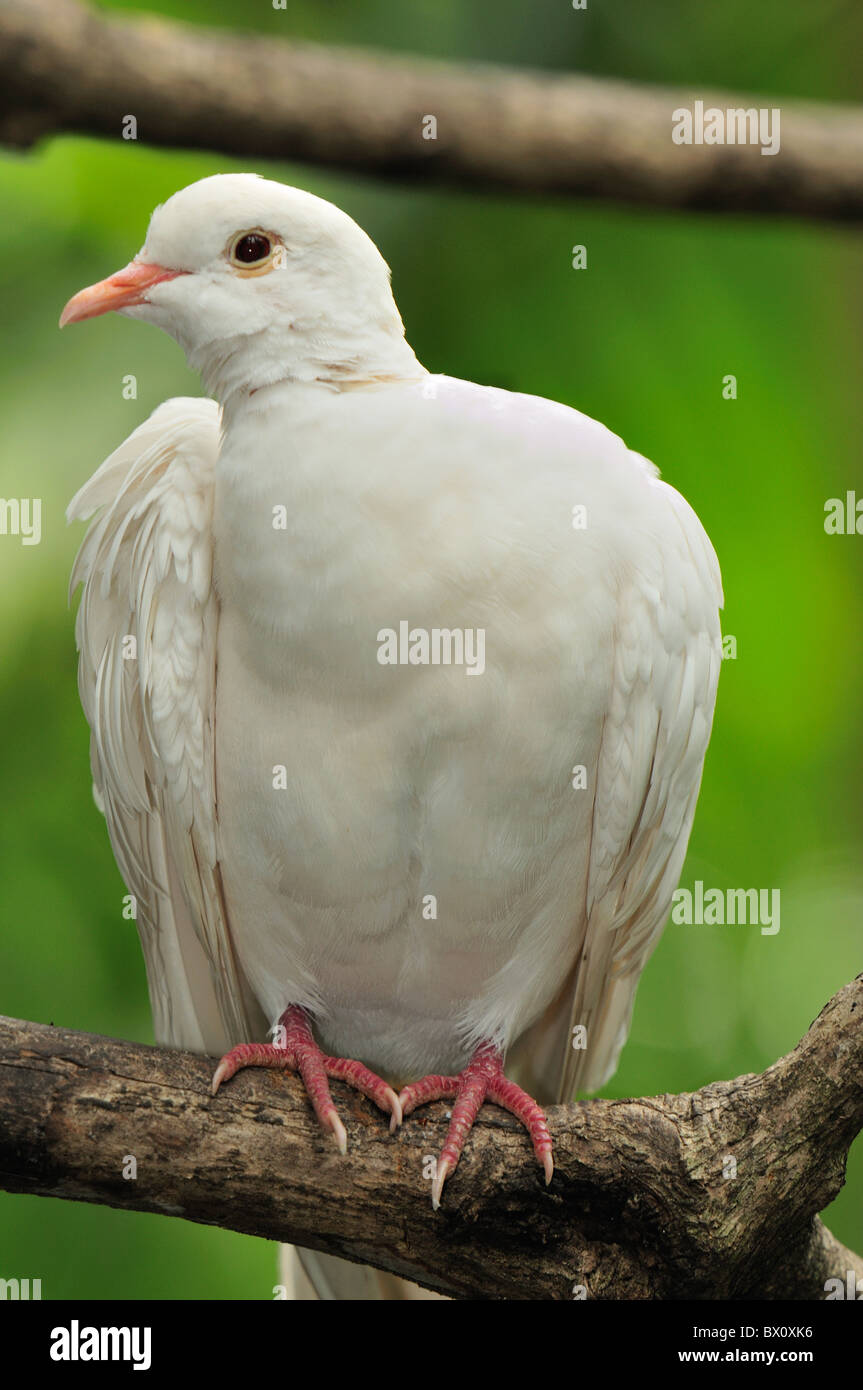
[59,259,186,327]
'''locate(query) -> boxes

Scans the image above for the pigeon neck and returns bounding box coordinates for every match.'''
[190,321,425,409]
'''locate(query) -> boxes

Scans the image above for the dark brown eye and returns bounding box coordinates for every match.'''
[231,233,272,265]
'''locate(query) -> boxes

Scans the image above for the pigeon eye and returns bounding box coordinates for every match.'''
[230,233,273,266]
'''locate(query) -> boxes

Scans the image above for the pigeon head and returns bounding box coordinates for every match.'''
[60,173,422,400]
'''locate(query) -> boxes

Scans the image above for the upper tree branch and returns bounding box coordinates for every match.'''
[1,0,863,221]
[1,976,861,1299]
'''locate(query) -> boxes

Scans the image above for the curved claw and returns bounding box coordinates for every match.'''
[327,1110,348,1156]
[431,1158,451,1211]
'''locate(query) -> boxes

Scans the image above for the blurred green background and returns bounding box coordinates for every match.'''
[1,0,861,1298]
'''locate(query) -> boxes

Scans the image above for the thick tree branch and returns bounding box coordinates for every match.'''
[1,0,863,222]
[1,977,861,1299]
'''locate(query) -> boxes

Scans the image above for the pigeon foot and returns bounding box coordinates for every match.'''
[211,1005,402,1152]
[398,1042,553,1208]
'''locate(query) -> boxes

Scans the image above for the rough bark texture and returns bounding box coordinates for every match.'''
[1,976,861,1299]
[2,0,863,222]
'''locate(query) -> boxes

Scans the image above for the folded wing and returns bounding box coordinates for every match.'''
[68,397,265,1055]
[512,473,723,1103]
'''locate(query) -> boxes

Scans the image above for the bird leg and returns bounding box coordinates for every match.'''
[398,1041,554,1208]
[211,1005,402,1153]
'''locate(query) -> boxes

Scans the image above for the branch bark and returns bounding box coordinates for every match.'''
[2,0,863,222]
[1,977,861,1299]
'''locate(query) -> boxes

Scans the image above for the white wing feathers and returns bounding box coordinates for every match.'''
[512,476,722,1103]
[560,481,723,1098]
[68,397,264,1056]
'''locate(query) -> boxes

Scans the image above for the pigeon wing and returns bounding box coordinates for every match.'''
[68,397,265,1055]
[511,475,723,1103]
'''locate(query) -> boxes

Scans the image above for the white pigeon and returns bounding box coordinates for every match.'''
[62,173,722,1300]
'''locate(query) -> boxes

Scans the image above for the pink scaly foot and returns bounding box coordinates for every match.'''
[398,1041,553,1209]
[211,1005,402,1153]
